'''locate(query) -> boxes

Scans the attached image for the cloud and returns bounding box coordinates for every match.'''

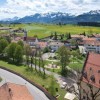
[0,0,100,19]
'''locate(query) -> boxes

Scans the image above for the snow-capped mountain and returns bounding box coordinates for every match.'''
[15,12,74,23]
[76,10,100,22]
[85,10,100,15]
[0,17,19,22]
[0,10,100,24]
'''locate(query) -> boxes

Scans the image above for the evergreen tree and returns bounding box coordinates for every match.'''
[49,75,56,96]
[6,42,17,62]
[58,46,70,76]
[17,40,24,48]
[0,39,8,55]
[14,45,23,64]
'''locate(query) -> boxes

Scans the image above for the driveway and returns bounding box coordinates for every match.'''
[0,68,49,100]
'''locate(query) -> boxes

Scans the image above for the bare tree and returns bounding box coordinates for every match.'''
[70,70,100,100]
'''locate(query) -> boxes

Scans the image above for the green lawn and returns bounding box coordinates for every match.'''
[68,62,83,72]
[1,23,100,38]
[0,60,66,100]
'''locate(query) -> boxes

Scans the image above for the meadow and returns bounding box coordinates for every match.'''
[1,23,100,38]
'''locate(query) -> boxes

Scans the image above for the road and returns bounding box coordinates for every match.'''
[0,68,49,100]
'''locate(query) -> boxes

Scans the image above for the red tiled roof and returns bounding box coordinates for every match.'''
[37,42,47,48]
[82,52,100,88]
[83,37,96,41]
[93,34,100,38]
[0,82,33,100]
[71,35,85,38]
[84,40,100,46]
[26,37,36,41]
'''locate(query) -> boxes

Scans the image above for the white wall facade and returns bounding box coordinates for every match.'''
[84,44,100,53]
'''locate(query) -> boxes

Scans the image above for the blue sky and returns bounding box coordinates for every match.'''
[0,0,6,5]
[0,0,100,20]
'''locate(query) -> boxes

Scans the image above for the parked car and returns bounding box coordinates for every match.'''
[60,82,67,89]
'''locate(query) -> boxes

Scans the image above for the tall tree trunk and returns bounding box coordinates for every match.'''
[39,50,41,73]
[34,51,37,71]
[42,58,45,76]
[30,56,33,71]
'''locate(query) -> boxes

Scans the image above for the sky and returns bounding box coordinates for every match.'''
[0,0,100,20]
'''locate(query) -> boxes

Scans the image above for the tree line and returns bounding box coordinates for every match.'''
[78,22,100,27]
[0,37,46,76]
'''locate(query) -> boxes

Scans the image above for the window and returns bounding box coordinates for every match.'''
[90,75,95,83]
[83,71,87,79]
[90,67,92,70]
[83,96,86,100]
[98,70,100,73]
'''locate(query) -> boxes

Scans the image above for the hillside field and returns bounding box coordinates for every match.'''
[1,23,100,38]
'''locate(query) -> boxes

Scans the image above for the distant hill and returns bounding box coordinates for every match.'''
[0,10,100,24]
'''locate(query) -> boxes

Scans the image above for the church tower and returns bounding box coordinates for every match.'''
[24,30,27,41]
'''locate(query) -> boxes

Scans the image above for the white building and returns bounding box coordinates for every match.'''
[49,42,64,52]
[84,40,100,53]
[78,46,86,54]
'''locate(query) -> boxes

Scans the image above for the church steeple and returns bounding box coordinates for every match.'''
[24,30,27,41]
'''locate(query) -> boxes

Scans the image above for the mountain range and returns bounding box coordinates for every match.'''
[0,10,100,24]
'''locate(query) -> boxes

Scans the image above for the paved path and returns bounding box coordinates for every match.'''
[0,69,49,100]
[42,53,77,86]
[32,64,77,87]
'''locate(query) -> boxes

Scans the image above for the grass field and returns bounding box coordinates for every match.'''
[1,23,100,38]
[0,60,66,100]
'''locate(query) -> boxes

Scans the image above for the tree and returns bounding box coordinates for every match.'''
[34,50,37,71]
[5,36,11,43]
[80,70,100,100]
[66,33,71,39]
[54,32,57,40]
[59,22,62,27]
[0,39,8,55]
[50,33,53,39]
[17,40,24,48]
[6,42,17,62]
[41,57,45,76]
[38,49,42,72]
[14,45,23,64]
[24,44,32,67]
[43,47,50,53]
[68,71,100,100]
[69,33,71,39]
[58,46,70,75]
[49,75,56,96]
[70,39,77,45]
[83,32,86,36]
[30,53,34,71]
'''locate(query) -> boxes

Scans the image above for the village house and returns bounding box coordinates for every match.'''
[24,37,38,47]
[78,38,100,54]
[0,82,33,100]
[81,52,100,100]
[11,36,23,43]
[48,41,64,52]
[23,30,39,48]
[63,40,78,50]
[71,34,86,40]
[93,34,100,41]
[37,42,48,50]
